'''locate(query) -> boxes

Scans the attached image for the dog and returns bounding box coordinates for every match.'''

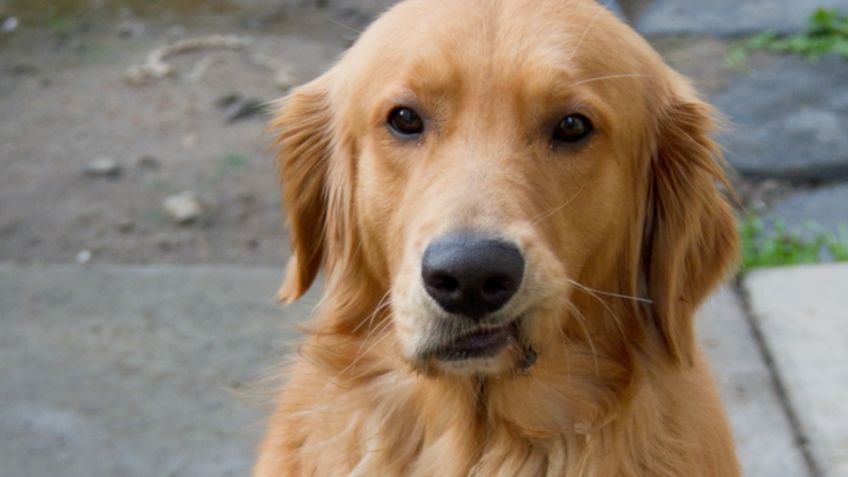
[255,0,741,475]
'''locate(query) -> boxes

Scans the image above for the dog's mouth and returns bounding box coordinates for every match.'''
[431,319,522,362]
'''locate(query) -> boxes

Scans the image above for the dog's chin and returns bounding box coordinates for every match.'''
[430,349,525,377]
[414,319,538,377]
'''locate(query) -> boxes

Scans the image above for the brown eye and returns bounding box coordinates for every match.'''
[388,107,424,137]
[553,114,593,144]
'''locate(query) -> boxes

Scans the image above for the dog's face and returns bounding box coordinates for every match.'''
[274,0,738,378]
[353,2,648,376]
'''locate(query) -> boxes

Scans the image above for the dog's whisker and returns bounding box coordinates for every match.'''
[357,302,394,345]
[352,291,393,335]
[553,312,575,388]
[565,279,628,341]
[567,280,652,305]
[568,73,654,88]
[564,301,600,377]
[327,17,364,35]
[355,315,394,355]
[355,303,391,338]
[567,0,615,62]
[328,316,394,391]
[344,330,397,382]
[538,277,634,342]
[549,276,652,305]
[530,185,587,226]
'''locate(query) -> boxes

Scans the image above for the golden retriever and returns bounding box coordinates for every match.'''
[256,0,741,475]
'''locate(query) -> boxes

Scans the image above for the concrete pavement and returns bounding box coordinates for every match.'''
[745,264,848,477]
[0,264,315,477]
[698,289,810,477]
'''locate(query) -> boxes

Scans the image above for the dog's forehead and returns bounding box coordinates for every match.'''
[368,2,581,64]
[344,0,654,99]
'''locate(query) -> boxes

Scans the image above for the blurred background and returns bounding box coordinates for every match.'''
[0,1,846,476]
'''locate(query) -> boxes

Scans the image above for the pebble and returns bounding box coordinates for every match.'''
[274,68,296,92]
[84,158,121,178]
[215,93,268,123]
[226,98,267,122]
[215,92,242,109]
[3,17,19,34]
[116,20,145,38]
[6,63,39,76]
[163,191,203,225]
[182,134,197,148]
[136,155,161,170]
[166,25,187,38]
[76,250,92,265]
[116,219,135,233]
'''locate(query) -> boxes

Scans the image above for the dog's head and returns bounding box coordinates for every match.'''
[273,0,738,378]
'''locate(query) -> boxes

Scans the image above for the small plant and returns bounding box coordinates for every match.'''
[46,5,77,37]
[206,153,250,186]
[828,225,848,261]
[223,153,249,170]
[725,7,848,68]
[739,216,848,270]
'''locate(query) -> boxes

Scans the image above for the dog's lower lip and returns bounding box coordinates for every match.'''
[434,320,520,361]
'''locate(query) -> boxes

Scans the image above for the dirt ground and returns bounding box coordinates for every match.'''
[1,1,758,267]
[0,4,354,266]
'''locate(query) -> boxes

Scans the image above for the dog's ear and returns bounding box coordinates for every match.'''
[271,75,336,304]
[642,82,739,364]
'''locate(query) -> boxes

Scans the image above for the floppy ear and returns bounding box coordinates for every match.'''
[642,86,740,365]
[271,76,335,304]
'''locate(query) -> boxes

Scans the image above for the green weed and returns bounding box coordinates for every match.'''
[223,153,249,170]
[828,225,848,261]
[204,153,251,188]
[740,216,848,270]
[145,208,170,225]
[725,7,848,69]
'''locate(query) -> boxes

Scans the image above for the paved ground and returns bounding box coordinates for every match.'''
[3,263,846,477]
[698,289,810,477]
[637,0,848,35]
[746,264,848,477]
[0,264,311,477]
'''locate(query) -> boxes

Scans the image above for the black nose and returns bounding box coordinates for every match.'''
[421,233,525,318]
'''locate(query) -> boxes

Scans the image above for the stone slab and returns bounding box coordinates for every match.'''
[602,0,626,21]
[765,184,848,236]
[713,55,848,181]
[745,263,848,477]
[0,264,318,477]
[324,0,397,22]
[697,288,811,477]
[637,0,848,36]
[323,0,624,26]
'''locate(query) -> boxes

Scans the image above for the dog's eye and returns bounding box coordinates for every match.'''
[388,107,424,137]
[552,114,593,144]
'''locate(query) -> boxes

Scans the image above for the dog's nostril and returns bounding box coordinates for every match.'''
[428,273,460,293]
[421,233,524,318]
[482,276,512,297]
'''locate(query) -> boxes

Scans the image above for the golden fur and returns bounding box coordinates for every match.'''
[255,1,742,475]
